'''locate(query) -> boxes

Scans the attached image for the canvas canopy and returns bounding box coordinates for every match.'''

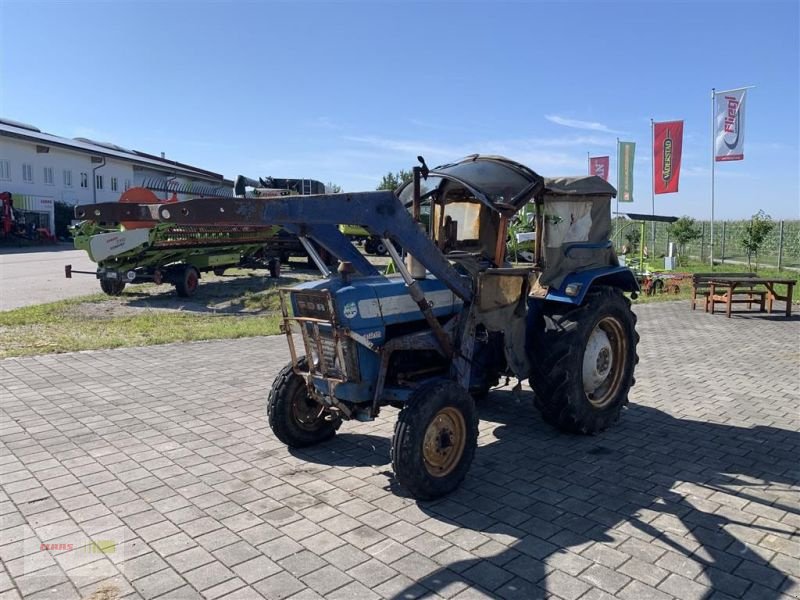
[542,176,618,198]
[539,176,617,289]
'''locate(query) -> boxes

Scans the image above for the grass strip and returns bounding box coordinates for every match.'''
[0,295,281,358]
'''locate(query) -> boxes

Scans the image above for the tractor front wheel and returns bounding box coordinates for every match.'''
[391,381,478,500]
[529,286,639,434]
[100,279,126,296]
[267,359,341,447]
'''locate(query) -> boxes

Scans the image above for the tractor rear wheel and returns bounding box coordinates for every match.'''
[268,358,340,447]
[175,265,200,297]
[391,381,478,500]
[529,286,639,434]
[100,279,126,296]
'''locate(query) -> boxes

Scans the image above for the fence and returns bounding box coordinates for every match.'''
[611,219,800,270]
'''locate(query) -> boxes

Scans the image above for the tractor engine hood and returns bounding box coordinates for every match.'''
[290,275,462,341]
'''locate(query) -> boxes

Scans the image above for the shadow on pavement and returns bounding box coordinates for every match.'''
[0,241,75,254]
[119,271,312,315]
[293,433,392,468]
[394,394,797,598]
[305,389,797,599]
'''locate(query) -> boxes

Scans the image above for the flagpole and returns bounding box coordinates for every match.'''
[615,138,620,218]
[587,151,590,175]
[711,88,715,268]
[650,118,655,256]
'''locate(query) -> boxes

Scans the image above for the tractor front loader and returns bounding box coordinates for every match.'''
[84,155,639,500]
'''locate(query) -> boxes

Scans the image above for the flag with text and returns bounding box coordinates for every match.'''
[653,120,683,194]
[715,89,746,161]
[617,142,635,202]
[589,156,610,181]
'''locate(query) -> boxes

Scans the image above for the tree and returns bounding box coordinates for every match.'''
[326,182,342,193]
[624,228,641,253]
[667,216,702,266]
[376,170,413,191]
[739,210,774,271]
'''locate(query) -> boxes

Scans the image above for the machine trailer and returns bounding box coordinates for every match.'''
[67,178,330,296]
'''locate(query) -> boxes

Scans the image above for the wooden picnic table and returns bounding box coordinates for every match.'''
[707,276,796,318]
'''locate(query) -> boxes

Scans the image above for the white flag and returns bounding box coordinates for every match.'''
[715,89,746,161]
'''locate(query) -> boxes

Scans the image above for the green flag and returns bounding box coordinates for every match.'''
[617,141,635,202]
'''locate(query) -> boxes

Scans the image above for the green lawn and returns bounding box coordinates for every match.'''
[0,295,282,359]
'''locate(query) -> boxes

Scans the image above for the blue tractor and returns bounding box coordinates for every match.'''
[82,155,639,499]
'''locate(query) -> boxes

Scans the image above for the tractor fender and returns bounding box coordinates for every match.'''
[544,266,639,306]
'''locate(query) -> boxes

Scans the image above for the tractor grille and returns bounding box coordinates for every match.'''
[317,332,338,369]
[303,325,359,381]
[280,290,360,382]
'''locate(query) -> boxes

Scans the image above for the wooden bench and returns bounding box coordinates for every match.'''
[691,272,766,312]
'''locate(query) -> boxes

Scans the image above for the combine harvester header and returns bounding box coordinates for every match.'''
[66,177,329,297]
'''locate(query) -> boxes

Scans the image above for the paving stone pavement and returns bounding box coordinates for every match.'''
[1,301,798,600]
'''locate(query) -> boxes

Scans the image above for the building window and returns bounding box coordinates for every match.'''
[63,170,73,187]
[124,179,131,191]
[43,167,54,185]
[22,163,33,183]
[95,174,103,190]
[0,160,9,180]
[111,177,118,192]
[80,172,88,188]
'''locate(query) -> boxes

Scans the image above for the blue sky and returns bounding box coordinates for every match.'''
[1,0,798,219]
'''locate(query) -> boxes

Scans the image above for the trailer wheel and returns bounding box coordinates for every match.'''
[268,258,281,279]
[175,266,200,297]
[268,358,340,447]
[391,380,478,500]
[213,267,226,276]
[528,286,639,434]
[364,238,377,254]
[374,241,388,256]
[100,279,126,296]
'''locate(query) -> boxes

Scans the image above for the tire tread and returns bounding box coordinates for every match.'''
[529,286,639,434]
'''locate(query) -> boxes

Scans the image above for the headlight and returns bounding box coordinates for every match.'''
[309,346,320,368]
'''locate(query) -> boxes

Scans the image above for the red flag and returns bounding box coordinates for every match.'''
[589,156,610,181]
[653,120,683,194]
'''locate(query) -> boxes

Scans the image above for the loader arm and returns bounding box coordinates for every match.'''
[82,191,473,300]
[159,191,473,300]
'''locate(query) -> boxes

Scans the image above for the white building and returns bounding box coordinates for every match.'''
[0,118,233,232]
